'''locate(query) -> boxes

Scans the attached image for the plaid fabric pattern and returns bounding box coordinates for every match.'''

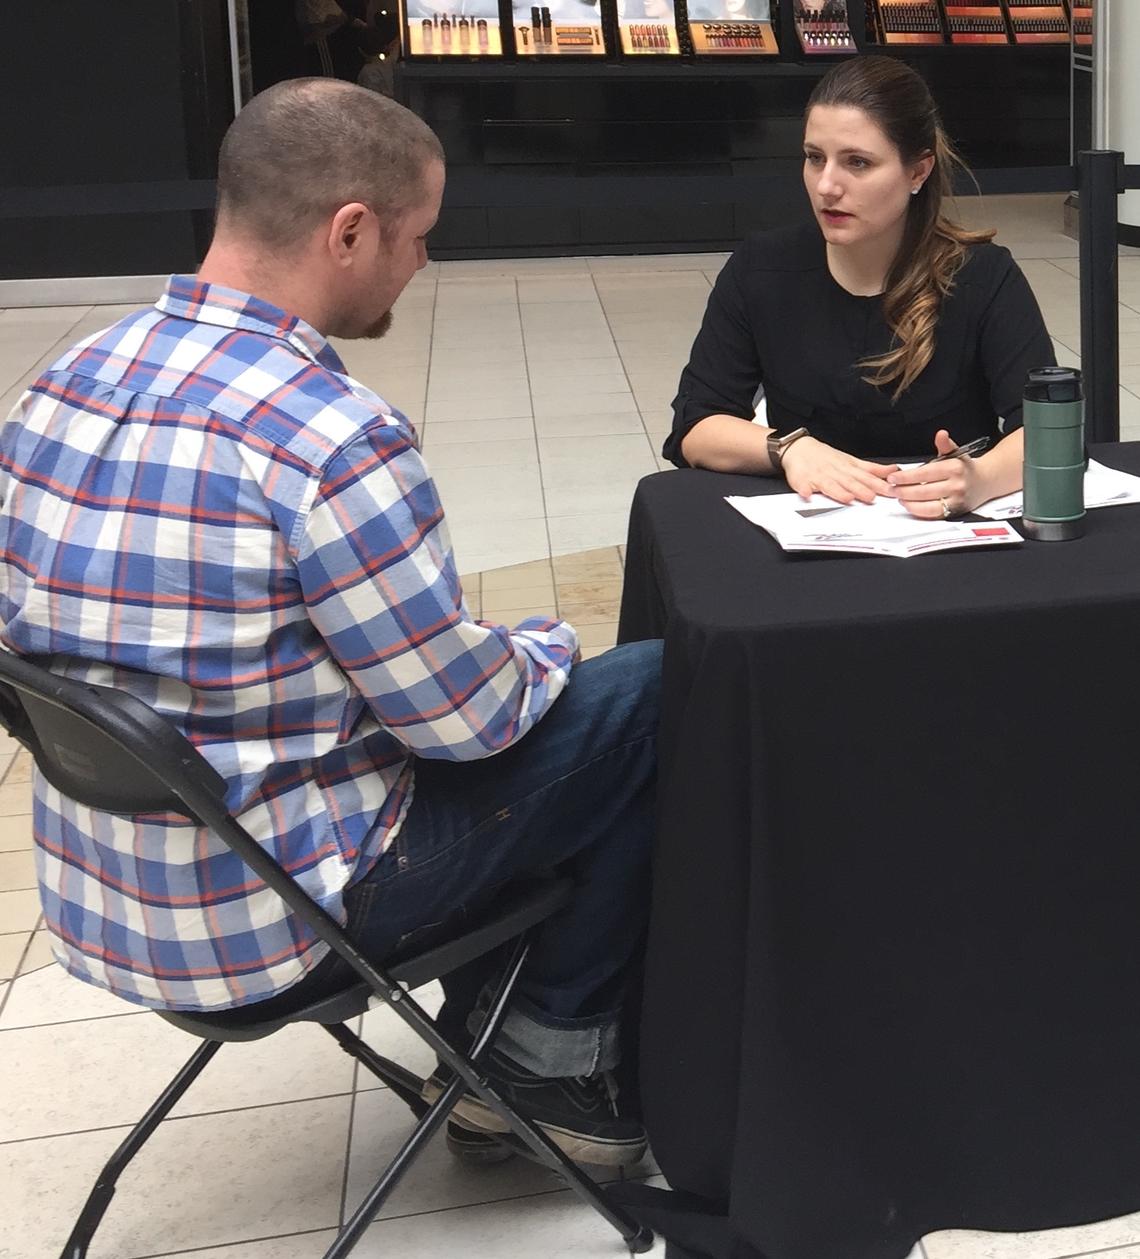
[0,276,578,1011]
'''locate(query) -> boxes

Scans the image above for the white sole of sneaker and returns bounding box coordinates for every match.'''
[421,1073,648,1168]
[447,1096,648,1168]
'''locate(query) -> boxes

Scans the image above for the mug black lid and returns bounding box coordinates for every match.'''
[1025,365,1083,403]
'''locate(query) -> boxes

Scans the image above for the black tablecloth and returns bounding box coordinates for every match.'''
[613,444,1140,1259]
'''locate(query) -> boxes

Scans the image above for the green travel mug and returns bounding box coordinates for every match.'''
[1022,366,1085,541]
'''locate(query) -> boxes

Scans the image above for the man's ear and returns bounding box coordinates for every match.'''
[328,202,371,265]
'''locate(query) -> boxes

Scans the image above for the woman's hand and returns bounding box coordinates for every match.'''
[780,436,898,504]
[887,430,988,519]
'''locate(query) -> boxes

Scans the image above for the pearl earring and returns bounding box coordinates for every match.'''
[911,186,921,195]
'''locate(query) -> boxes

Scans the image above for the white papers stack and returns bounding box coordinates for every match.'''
[725,492,1022,558]
[972,459,1140,520]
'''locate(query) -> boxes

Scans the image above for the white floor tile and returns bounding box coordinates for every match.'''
[433,464,545,522]
[0,958,143,1029]
[534,412,648,438]
[0,1096,349,1259]
[352,1181,667,1258]
[159,1233,338,1258]
[548,512,635,556]
[426,418,537,446]
[534,392,638,419]
[448,517,552,575]
[923,1211,1140,1259]
[423,437,538,471]
[0,1010,357,1141]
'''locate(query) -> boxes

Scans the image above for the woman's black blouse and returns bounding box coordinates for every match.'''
[664,222,1056,466]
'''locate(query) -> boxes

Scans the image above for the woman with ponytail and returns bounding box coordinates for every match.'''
[666,55,1053,519]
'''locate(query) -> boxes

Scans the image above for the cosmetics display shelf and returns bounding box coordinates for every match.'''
[398,37,1066,75]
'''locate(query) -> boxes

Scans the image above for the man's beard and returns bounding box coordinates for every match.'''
[363,309,394,340]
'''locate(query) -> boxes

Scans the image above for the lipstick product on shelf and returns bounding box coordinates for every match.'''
[689,19,779,53]
[871,0,945,44]
[1070,0,1092,46]
[439,13,451,47]
[421,16,434,47]
[793,0,857,53]
[943,3,1011,42]
[1003,0,1069,43]
[477,16,489,45]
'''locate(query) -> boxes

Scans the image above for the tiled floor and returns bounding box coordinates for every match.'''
[6,194,1140,1257]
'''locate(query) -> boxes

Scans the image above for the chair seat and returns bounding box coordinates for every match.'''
[157,876,574,1044]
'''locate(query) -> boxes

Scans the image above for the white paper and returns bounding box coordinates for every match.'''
[726,491,1022,558]
[972,459,1140,520]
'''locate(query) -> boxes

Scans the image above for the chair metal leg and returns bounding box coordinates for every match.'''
[324,1022,429,1118]
[322,1072,470,1259]
[321,928,654,1256]
[59,1039,223,1259]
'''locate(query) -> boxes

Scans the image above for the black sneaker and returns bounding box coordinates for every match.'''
[444,1119,514,1165]
[429,1051,647,1168]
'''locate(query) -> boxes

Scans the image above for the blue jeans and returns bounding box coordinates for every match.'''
[344,638,662,1078]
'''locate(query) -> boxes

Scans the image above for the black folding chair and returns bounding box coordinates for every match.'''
[0,651,654,1259]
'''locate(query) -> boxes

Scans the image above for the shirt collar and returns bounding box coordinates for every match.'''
[156,275,348,374]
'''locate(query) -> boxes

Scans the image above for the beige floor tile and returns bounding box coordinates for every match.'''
[0,956,142,1029]
[17,927,53,975]
[482,558,556,590]
[923,1210,1140,1259]
[525,356,625,383]
[479,604,555,625]
[0,811,33,853]
[530,371,632,398]
[0,1096,349,1259]
[0,931,31,981]
[0,777,32,816]
[552,548,623,582]
[481,583,557,614]
[0,848,36,891]
[542,462,654,521]
[555,579,623,606]
[0,887,40,934]
[558,599,623,627]
[0,730,18,755]
[6,748,32,783]
[574,622,620,650]
[438,257,591,277]
[1,1010,357,1140]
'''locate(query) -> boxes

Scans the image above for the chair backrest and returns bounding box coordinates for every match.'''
[0,650,395,995]
[0,651,228,818]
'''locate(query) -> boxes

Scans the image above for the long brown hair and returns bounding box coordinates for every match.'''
[806,57,994,399]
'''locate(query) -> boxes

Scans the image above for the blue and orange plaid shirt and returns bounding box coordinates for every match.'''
[0,277,578,1011]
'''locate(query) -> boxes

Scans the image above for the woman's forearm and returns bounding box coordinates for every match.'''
[680,414,777,474]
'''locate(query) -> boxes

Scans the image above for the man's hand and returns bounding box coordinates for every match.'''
[780,436,897,504]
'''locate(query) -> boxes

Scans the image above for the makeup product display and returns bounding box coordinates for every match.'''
[870,0,945,44]
[618,0,682,54]
[793,0,856,53]
[1004,0,1069,43]
[688,0,778,55]
[405,5,503,55]
[513,1,606,54]
[943,3,1011,42]
[1070,0,1092,46]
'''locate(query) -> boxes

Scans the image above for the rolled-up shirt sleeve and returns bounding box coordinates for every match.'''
[664,245,764,467]
[296,424,577,761]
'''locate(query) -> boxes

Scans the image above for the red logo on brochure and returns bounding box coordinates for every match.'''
[971,527,1010,538]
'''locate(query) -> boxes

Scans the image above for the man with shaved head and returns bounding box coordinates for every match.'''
[0,80,661,1169]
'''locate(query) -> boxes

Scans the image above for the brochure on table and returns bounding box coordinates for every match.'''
[972,460,1140,520]
[726,492,1021,558]
[727,460,1140,559]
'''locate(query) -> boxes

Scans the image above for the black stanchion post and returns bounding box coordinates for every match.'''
[1078,149,1124,443]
